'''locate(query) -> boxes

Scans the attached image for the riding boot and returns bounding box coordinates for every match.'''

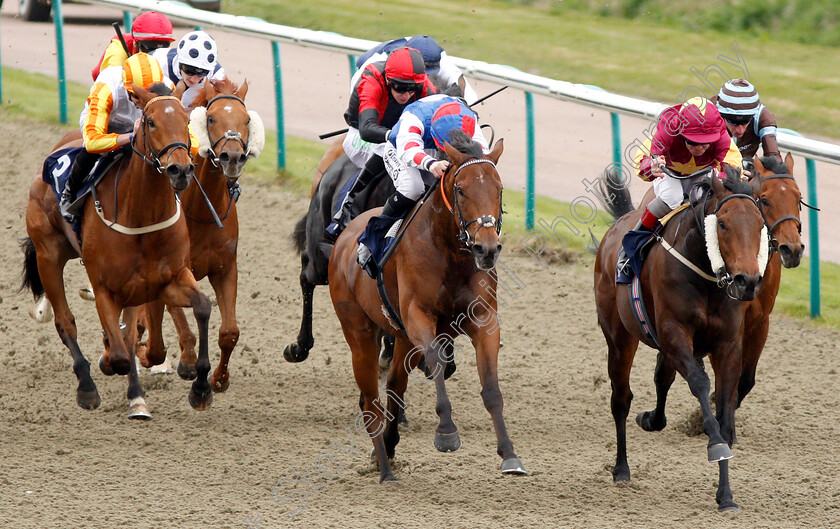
[59,150,98,222]
[356,191,416,278]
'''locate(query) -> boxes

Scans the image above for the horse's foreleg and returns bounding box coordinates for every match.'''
[208,264,239,392]
[382,336,416,459]
[708,346,742,512]
[139,300,168,368]
[283,253,315,363]
[167,304,197,380]
[94,290,132,376]
[738,315,769,409]
[122,306,151,420]
[161,270,212,411]
[636,351,676,432]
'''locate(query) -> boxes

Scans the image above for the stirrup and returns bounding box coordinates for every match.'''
[59,190,75,222]
[356,243,377,278]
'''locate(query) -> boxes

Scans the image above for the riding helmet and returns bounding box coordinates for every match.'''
[177,31,218,73]
[384,47,427,85]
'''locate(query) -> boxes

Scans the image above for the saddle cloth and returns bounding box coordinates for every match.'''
[616,202,690,284]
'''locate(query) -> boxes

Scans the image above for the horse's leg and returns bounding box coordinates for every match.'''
[94,290,132,376]
[37,250,100,409]
[122,306,151,419]
[160,270,213,410]
[283,253,315,363]
[707,346,742,512]
[382,336,417,459]
[600,311,640,482]
[636,351,676,432]
[139,300,168,368]
[472,326,526,475]
[738,315,768,409]
[208,264,239,393]
[167,304,198,380]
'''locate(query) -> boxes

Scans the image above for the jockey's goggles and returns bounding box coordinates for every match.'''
[390,81,421,94]
[180,64,210,77]
[721,114,752,126]
[682,137,711,147]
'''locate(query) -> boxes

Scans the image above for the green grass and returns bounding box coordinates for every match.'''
[224,0,840,138]
[2,64,835,327]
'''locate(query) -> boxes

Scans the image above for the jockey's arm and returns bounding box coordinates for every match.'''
[757,107,782,161]
[81,83,124,153]
[720,136,744,176]
[395,113,437,172]
[358,108,390,144]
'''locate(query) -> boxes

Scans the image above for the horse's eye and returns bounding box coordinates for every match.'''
[760,197,769,206]
[456,187,465,197]
[207,115,215,125]
[147,118,156,128]
[718,220,727,230]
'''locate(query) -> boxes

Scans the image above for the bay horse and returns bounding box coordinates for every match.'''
[140,78,264,393]
[594,170,767,511]
[328,130,526,482]
[21,83,213,418]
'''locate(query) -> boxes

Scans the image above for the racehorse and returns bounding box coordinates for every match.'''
[141,78,264,393]
[594,169,767,511]
[21,83,213,418]
[328,130,526,482]
[283,74,462,364]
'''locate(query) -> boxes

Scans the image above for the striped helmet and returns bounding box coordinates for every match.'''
[122,52,166,93]
[715,79,761,116]
[131,11,174,42]
[430,98,477,150]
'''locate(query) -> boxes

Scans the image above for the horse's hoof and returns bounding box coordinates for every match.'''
[78,287,95,301]
[501,457,528,475]
[708,443,734,462]
[149,356,175,375]
[177,361,197,380]
[128,397,151,420]
[76,389,101,410]
[433,431,462,452]
[378,354,392,370]
[188,384,214,411]
[635,410,666,432]
[380,474,399,484]
[98,355,115,376]
[443,360,457,380]
[29,297,53,323]
[397,409,408,428]
[718,500,740,513]
[283,343,309,363]
[612,466,631,482]
[210,373,230,393]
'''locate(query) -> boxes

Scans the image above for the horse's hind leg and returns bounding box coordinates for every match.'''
[166,304,197,380]
[139,300,169,369]
[283,253,315,363]
[382,336,418,458]
[208,264,239,393]
[636,351,676,432]
[122,306,151,419]
[738,315,769,409]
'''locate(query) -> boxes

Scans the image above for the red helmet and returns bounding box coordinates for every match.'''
[131,12,175,42]
[384,47,427,85]
[679,97,723,144]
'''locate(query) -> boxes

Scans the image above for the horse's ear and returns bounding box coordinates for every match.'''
[487,138,504,165]
[750,172,762,196]
[710,172,726,196]
[204,79,219,100]
[753,156,766,175]
[236,79,249,101]
[130,83,153,107]
[784,152,795,174]
[444,141,466,166]
[173,80,187,101]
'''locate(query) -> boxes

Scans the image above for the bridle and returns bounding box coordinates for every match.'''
[439,157,503,248]
[755,172,818,252]
[202,94,250,166]
[131,95,192,173]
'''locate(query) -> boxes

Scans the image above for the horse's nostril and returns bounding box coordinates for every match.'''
[166,165,181,179]
[219,153,230,164]
[473,244,487,257]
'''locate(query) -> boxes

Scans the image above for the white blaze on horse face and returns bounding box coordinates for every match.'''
[164,107,175,114]
[224,105,234,114]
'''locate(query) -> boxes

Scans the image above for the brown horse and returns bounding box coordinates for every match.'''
[21,83,213,418]
[594,171,767,511]
[328,130,525,483]
[141,78,263,393]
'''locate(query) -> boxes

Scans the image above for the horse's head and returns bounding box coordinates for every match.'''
[130,83,195,191]
[442,130,504,271]
[190,79,265,182]
[704,174,768,300]
[752,154,804,268]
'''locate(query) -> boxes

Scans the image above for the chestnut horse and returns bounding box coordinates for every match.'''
[141,79,264,392]
[594,172,767,511]
[328,130,526,482]
[21,84,213,418]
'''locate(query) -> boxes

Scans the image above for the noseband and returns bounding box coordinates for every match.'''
[204,94,250,165]
[132,95,192,173]
[440,158,503,248]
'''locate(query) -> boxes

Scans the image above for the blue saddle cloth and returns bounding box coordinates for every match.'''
[324,168,363,236]
[42,146,128,235]
[358,213,403,266]
[616,229,656,284]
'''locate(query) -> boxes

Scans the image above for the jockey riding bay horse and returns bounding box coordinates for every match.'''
[328,130,526,482]
[21,83,213,418]
[594,169,768,511]
[140,78,264,393]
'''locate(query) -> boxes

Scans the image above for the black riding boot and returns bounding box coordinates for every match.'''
[356,191,416,278]
[326,155,385,238]
[59,149,98,221]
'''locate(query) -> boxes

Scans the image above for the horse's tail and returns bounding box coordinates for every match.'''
[292,214,307,254]
[20,237,44,299]
[593,166,635,222]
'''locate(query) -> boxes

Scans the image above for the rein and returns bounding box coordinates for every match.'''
[131,95,192,173]
[203,94,250,165]
[440,158,503,248]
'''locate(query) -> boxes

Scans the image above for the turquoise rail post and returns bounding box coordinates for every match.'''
[611,112,622,168]
[53,0,68,124]
[525,92,535,230]
[805,158,820,318]
[272,41,286,169]
[348,55,357,77]
[123,11,132,33]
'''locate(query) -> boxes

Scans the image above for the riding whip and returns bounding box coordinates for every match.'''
[112,22,131,57]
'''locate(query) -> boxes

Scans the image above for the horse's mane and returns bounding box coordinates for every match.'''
[447,129,483,159]
[189,78,240,109]
[148,82,173,96]
[757,156,790,175]
[721,166,754,195]
[428,72,464,98]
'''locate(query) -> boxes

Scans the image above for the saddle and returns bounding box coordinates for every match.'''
[615,203,689,284]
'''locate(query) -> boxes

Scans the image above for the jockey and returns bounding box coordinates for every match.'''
[91,11,175,80]
[152,30,226,110]
[328,47,437,237]
[351,35,478,104]
[632,96,743,232]
[59,53,175,221]
[356,95,489,274]
[710,79,781,166]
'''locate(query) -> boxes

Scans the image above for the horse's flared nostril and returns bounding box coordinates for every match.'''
[473,244,487,257]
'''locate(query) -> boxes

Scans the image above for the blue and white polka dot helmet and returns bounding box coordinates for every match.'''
[177,30,218,72]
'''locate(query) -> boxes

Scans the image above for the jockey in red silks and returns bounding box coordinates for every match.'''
[632,97,743,232]
[91,11,175,80]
